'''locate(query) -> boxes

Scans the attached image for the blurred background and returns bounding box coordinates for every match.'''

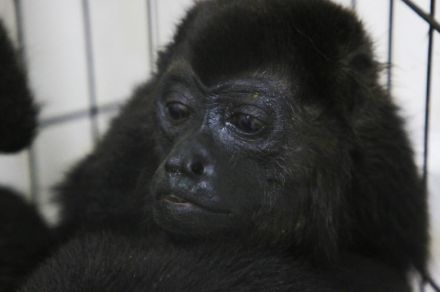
[0,0,438,288]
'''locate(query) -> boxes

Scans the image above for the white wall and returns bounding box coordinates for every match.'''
[0,0,439,288]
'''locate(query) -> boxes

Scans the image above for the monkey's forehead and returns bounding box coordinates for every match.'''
[160,58,293,101]
[163,0,370,87]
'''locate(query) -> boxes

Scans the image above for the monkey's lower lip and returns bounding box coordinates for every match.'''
[160,194,203,210]
[161,194,189,204]
[159,194,230,214]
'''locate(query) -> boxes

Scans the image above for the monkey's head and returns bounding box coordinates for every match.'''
[147,0,426,272]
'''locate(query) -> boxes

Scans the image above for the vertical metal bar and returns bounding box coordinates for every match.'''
[422,0,436,193]
[13,0,25,64]
[146,0,158,74]
[13,0,40,204]
[27,147,40,204]
[387,0,395,95]
[81,0,100,142]
[351,0,357,10]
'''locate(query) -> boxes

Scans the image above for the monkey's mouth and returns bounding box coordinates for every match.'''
[158,193,230,215]
[161,194,190,204]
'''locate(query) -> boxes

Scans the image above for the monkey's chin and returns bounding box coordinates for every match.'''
[152,198,234,237]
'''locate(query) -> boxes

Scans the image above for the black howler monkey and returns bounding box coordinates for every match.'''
[19,0,436,291]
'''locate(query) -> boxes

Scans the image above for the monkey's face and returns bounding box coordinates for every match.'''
[150,62,292,238]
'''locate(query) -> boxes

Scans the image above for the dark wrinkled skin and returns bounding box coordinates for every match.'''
[150,63,291,238]
[13,0,434,291]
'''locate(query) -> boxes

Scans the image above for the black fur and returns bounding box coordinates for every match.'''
[0,188,51,291]
[21,233,410,292]
[0,21,36,153]
[21,0,429,290]
[0,21,50,291]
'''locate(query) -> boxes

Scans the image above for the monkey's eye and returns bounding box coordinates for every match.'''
[166,102,190,121]
[230,113,265,134]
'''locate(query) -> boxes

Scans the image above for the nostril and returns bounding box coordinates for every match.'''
[165,159,180,174]
[190,161,204,176]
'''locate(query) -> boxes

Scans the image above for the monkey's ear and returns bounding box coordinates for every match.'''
[0,22,37,153]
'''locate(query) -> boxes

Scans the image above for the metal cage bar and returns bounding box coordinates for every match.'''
[401,0,440,33]
[81,0,100,143]
[147,0,158,74]
[422,0,436,193]
[387,0,395,96]
[13,0,40,204]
